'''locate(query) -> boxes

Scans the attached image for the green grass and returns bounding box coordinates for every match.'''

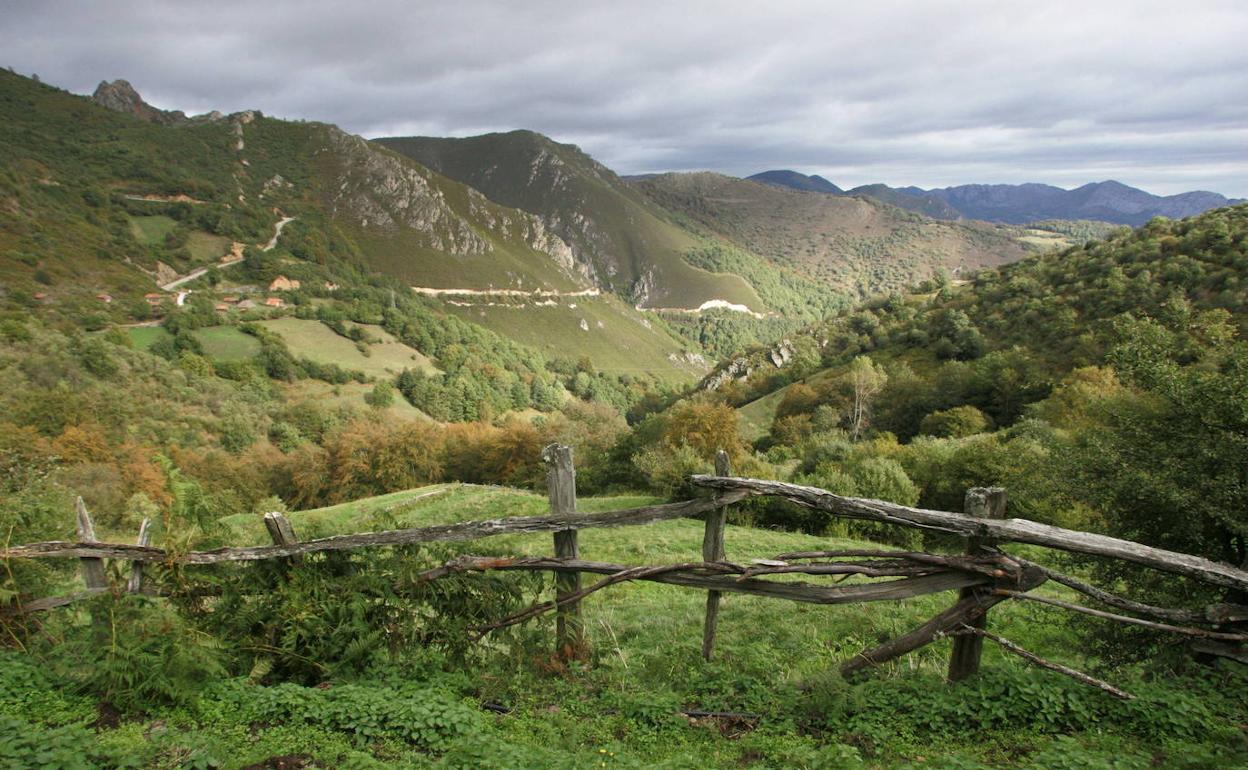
[279,378,432,421]
[126,325,172,351]
[15,482,1248,768]
[258,317,438,378]
[187,231,231,262]
[192,326,262,362]
[440,293,702,383]
[127,214,178,245]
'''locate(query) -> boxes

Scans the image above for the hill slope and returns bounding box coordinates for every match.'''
[717,202,1248,439]
[375,131,766,312]
[0,71,706,381]
[633,172,1031,296]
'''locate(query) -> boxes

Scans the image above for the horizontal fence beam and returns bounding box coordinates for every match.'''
[0,492,748,565]
[421,555,992,605]
[692,475,1248,593]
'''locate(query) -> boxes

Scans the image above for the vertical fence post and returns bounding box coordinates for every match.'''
[948,486,1007,682]
[126,518,152,595]
[75,497,108,594]
[543,444,584,659]
[263,512,302,567]
[701,450,732,661]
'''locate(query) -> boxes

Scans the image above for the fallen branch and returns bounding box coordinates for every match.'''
[1013,559,1208,623]
[418,555,989,610]
[472,563,701,637]
[771,550,1022,580]
[997,589,1248,641]
[841,565,1048,676]
[949,625,1134,700]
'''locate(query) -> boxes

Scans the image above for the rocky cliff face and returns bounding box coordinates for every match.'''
[324,127,580,275]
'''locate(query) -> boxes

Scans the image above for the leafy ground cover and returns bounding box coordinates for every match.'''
[7,484,1246,769]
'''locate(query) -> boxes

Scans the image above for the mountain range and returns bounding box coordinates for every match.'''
[747,170,1243,226]
[3,70,1238,387]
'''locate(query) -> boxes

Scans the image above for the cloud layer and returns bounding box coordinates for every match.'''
[4,0,1246,195]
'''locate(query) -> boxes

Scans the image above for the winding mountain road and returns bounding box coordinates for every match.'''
[159,216,294,291]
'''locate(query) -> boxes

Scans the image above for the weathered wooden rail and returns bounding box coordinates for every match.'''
[4,444,1247,698]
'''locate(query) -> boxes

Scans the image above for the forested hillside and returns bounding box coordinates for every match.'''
[4,66,1248,770]
[632,171,1031,295]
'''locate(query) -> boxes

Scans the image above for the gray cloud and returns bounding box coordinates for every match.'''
[3,0,1246,195]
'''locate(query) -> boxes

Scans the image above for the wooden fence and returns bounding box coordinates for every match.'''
[4,444,1248,697]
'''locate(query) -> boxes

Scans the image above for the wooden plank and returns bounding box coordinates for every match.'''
[702,450,731,660]
[437,555,988,605]
[691,475,1248,593]
[126,518,152,594]
[841,565,1046,677]
[544,444,585,658]
[1,492,747,565]
[948,487,1005,682]
[74,498,107,592]
[1191,639,1248,665]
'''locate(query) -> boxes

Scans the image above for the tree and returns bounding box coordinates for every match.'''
[843,356,887,441]
[365,380,395,409]
[918,405,992,438]
[661,400,745,461]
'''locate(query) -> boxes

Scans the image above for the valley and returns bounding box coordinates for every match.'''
[2,62,1247,770]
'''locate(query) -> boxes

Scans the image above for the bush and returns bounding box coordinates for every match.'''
[919,405,993,438]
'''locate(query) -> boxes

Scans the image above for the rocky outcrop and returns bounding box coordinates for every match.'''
[92,79,187,125]
[324,127,490,255]
[699,339,795,391]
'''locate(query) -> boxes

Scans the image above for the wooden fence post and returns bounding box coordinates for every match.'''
[701,450,731,660]
[543,444,585,659]
[126,518,151,594]
[263,512,302,567]
[75,497,108,593]
[948,486,1006,682]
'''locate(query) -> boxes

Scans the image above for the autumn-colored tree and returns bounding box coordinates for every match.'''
[661,400,744,461]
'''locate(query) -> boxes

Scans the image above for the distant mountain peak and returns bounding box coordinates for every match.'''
[747,170,843,194]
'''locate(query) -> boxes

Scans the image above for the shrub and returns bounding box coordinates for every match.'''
[919,405,993,438]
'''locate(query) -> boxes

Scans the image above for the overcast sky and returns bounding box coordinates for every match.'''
[4,0,1247,196]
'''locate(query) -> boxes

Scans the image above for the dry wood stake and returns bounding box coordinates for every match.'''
[702,450,731,661]
[841,564,1046,677]
[75,498,107,593]
[263,512,302,568]
[544,444,585,658]
[948,487,1005,682]
[127,518,151,594]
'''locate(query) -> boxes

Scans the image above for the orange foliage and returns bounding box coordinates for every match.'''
[52,423,113,464]
[661,400,745,461]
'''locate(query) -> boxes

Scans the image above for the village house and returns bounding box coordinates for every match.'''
[268,276,301,291]
[143,292,164,305]
[324,281,340,291]
[33,292,49,303]
[214,303,230,313]
[221,296,240,304]
[96,293,113,303]
[264,297,284,308]
[236,299,257,310]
